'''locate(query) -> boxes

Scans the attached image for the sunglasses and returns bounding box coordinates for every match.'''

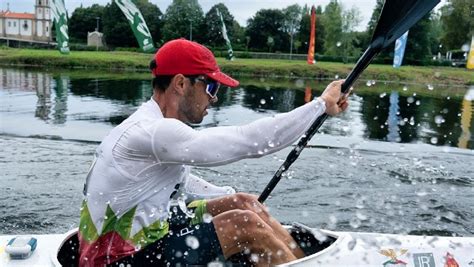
[189,76,220,98]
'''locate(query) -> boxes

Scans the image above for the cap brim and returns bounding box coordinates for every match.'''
[207,71,239,88]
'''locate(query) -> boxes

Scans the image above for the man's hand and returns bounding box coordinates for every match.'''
[319,80,350,116]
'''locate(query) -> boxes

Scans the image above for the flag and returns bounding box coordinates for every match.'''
[467,35,474,69]
[50,0,70,54]
[307,6,316,65]
[216,8,234,60]
[393,31,409,68]
[114,0,155,53]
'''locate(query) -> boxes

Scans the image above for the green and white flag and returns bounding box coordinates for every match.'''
[216,8,234,60]
[115,0,155,53]
[50,0,70,54]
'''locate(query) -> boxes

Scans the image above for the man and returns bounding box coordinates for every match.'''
[78,39,349,266]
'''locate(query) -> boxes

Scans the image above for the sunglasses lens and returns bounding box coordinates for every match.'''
[206,82,220,97]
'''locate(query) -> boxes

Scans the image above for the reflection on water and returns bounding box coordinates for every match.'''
[0,67,473,149]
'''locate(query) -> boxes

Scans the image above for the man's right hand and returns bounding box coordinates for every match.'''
[319,80,350,116]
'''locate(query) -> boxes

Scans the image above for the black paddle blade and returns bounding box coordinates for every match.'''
[341,0,440,93]
[372,0,440,50]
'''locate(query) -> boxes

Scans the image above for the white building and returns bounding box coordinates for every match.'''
[0,0,53,43]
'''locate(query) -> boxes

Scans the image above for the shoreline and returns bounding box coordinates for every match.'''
[0,48,472,86]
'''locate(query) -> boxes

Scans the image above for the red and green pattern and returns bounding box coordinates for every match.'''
[78,201,169,266]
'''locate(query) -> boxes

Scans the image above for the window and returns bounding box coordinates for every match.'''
[46,26,48,33]
[13,21,16,27]
[23,21,28,30]
[8,21,11,27]
[39,0,42,5]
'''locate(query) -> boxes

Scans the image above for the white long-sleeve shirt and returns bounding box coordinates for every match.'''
[80,97,326,250]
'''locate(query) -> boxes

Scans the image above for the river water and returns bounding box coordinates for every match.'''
[0,67,473,237]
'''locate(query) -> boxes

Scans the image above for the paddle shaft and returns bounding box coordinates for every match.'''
[258,46,380,203]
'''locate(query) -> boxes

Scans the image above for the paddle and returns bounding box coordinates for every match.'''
[258,0,440,203]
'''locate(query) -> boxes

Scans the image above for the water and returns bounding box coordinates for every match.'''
[1,67,473,237]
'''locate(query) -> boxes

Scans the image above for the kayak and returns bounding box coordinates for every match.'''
[1,223,473,266]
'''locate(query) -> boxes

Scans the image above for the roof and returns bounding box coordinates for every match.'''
[0,11,35,19]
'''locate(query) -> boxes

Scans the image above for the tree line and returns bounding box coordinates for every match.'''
[68,0,473,64]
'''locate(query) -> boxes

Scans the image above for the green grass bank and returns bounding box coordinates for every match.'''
[0,48,472,86]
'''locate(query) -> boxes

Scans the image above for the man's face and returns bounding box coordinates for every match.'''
[179,76,218,124]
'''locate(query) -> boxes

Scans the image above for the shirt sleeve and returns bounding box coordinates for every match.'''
[151,98,326,167]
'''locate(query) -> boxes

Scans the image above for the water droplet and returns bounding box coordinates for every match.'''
[260,99,266,105]
[430,137,438,144]
[407,96,414,104]
[203,213,213,223]
[267,140,275,148]
[434,115,444,124]
[349,217,361,228]
[336,41,342,47]
[366,80,372,87]
[356,212,367,220]
[295,79,304,88]
[416,191,428,197]
[185,235,200,249]
[379,92,386,98]
[403,85,408,91]
[335,74,339,79]
[427,84,434,90]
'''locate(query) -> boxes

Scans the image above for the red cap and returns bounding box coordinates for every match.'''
[151,39,239,88]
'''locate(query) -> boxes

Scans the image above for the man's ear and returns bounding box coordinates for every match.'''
[170,74,186,96]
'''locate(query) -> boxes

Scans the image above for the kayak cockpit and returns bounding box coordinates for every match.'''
[55,223,337,266]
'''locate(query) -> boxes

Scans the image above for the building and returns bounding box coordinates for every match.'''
[0,0,53,43]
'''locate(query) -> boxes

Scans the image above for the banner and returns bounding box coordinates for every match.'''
[467,35,474,69]
[393,30,409,68]
[216,8,234,60]
[307,6,316,65]
[115,0,155,53]
[50,0,70,54]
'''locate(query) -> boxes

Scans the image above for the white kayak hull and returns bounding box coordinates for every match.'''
[1,226,473,266]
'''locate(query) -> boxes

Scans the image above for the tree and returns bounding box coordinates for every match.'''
[203,3,235,47]
[69,4,105,43]
[246,9,287,52]
[366,0,383,35]
[440,0,473,50]
[404,12,435,64]
[102,0,163,48]
[282,4,302,57]
[232,21,246,50]
[161,0,204,42]
[340,6,362,62]
[322,0,343,56]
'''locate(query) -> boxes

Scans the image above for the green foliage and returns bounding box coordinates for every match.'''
[322,0,342,56]
[161,0,204,42]
[440,0,473,50]
[68,4,105,43]
[282,4,302,55]
[203,3,235,47]
[102,1,136,48]
[246,9,287,52]
[404,12,435,63]
[102,0,162,48]
[340,6,362,63]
